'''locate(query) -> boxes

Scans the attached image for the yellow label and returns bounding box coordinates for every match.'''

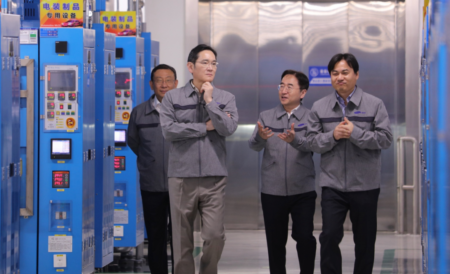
[58,54,65,56]
[67,130,74,132]
[115,209,124,211]
[122,121,129,124]
[54,234,67,236]
[57,226,65,228]
[56,269,64,272]
[115,148,121,150]
[40,0,84,28]
[57,189,65,192]
[100,11,137,36]
[115,238,122,240]
[56,255,64,257]
[115,171,121,174]
[57,161,65,164]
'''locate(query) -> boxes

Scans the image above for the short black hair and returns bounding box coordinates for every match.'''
[151,64,177,82]
[187,44,217,64]
[327,53,359,74]
[281,69,309,90]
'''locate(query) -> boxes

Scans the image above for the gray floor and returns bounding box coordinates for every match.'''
[216,230,422,274]
[104,230,422,273]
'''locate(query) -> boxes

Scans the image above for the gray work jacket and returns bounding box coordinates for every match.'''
[248,104,315,196]
[128,95,170,192]
[159,81,239,178]
[307,87,393,192]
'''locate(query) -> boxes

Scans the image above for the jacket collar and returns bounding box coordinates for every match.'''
[275,103,306,120]
[145,94,157,115]
[329,86,363,110]
[184,81,197,98]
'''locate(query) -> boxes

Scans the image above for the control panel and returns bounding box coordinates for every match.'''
[115,68,133,124]
[44,65,79,131]
[114,156,126,170]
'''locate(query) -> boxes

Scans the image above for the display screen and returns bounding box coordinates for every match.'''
[115,129,127,147]
[115,72,131,90]
[114,156,126,170]
[51,139,72,159]
[52,171,70,188]
[48,70,76,91]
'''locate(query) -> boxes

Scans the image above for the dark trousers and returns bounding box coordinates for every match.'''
[320,187,380,274]
[141,190,173,274]
[261,191,317,274]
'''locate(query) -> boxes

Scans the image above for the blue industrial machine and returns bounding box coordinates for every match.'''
[19,28,38,274]
[0,13,22,274]
[113,36,145,254]
[37,28,97,273]
[420,1,450,273]
[93,23,116,269]
[142,33,160,102]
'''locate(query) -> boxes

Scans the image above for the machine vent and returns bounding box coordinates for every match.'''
[24,0,39,21]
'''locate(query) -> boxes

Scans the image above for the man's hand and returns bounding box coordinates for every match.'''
[257,122,274,140]
[206,119,215,131]
[342,117,354,135]
[333,120,351,140]
[201,82,214,104]
[278,123,296,143]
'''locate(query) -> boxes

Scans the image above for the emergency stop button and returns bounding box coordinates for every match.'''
[122,112,130,121]
[66,118,76,129]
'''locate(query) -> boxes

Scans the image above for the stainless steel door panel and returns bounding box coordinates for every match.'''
[348,1,397,231]
[258,2,303,112]
[211,1,259,124]
[211,2,260,229]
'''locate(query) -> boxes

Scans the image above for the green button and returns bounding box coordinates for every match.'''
[71,112,75,115]
[66,112,70,115]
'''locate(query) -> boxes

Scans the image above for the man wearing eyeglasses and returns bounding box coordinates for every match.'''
[159,44,239,274]
[249,70,316,274]
[128,64,179,274]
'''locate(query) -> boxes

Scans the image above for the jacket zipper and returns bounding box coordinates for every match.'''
[285,117,289,195]
[197,94,202,176]
[343,109,347,191]
[163,129,166,191]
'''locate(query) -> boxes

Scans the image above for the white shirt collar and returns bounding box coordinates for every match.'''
[287,104,300,118]
[153,96,161,112]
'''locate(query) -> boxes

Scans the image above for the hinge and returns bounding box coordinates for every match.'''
[20,90,27,98]
[40,115,45,120]
[40,76,45,81]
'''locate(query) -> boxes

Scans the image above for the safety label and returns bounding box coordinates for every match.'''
[114,209,129,224]
[114,226,124,237]
[309,66,331,86]
[53,254,67,268]
[48,235,73,252]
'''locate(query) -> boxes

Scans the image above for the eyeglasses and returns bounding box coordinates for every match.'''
[154,79,175,86]
[196,61,219,68]
[278,85,300,93]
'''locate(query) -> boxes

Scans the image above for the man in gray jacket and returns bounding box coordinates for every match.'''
[249,70,316,274]
[159,44,238,274]
[307,53,392,274]
[128,64,179,274]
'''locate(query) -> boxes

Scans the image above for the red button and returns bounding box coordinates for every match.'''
[60,105,64,109]
[117,101,120,105]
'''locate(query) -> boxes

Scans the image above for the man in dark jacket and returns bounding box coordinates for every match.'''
[128,64,178,274]
[249,70,316,274]
[307,53,392,274]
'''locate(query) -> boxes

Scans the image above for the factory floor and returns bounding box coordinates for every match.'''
[100,230,422,273]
